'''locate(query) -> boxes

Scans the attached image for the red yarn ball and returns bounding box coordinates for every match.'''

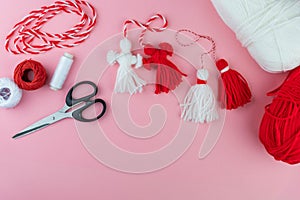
[14,59,47,90]
[259,66,300,164]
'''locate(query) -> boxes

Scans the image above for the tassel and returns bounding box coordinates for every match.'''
[143,42,187,94]
[107,38,146,94]
[181,69,219,123]
[259,66,300,164]
[216,59,252,110]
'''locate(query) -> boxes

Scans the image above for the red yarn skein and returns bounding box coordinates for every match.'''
[14,59,47,90]
[216,59,252,110]
[260,66,300,164]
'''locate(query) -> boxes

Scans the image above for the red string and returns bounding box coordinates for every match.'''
[14,59,47,90]
[137,14,168,46]
[175,29,216,67]
[197,79,207,84]
[260,66,300,164]
[122,14,168,46]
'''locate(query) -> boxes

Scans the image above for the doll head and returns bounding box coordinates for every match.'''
[159,42,173,56]
[120,38,132,53]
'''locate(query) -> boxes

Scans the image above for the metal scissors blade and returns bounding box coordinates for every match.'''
[12,108,71,139]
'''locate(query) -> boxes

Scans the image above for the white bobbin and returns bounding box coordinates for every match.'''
[50,53,74,90]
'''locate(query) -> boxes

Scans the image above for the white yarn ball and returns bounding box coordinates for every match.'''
[211,0,300,73]
[0,78,22,108]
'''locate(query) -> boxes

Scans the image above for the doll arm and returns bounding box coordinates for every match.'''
[130,54,142,69]
[135,54,143,68]
[107,50,118,65]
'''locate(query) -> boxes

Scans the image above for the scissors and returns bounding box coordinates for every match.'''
[13,81,107,139]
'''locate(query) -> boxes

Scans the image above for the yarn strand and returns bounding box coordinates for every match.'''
[260,66,300,164]
[175,29,217,66]
[122,13,168,46]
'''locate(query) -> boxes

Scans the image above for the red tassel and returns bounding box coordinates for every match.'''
[216,59,251,110]
[143,43,187,94]
[259,66,300,164]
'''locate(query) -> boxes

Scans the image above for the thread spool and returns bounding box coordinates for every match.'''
[50,53,74,90]
[14,59,47,90]
[0,78,22,108]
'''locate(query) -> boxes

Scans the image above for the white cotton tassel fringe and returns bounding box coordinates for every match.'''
[107,38,146,95]
[181,69,219,123]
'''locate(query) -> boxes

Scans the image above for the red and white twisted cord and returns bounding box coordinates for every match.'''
[5,0,97,54]
[175,29,217,67]
[122,14,168,46]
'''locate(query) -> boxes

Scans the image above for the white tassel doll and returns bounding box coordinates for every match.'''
[181,68,219,123]
[107,38,146,94]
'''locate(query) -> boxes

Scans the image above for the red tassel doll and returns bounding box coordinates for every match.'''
[143,42,187,94]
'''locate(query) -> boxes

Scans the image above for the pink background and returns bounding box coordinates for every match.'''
[1,0,299,199]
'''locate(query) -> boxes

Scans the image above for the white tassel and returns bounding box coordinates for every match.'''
[181,69,219,123]
[107,38,146,95]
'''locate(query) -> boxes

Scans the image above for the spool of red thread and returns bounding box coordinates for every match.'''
[14,59,47,90]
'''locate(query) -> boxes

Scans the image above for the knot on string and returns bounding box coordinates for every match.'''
[5,0,97,54]
[122,14,168,46]
[197,79,207,84]
[236,1,298,48]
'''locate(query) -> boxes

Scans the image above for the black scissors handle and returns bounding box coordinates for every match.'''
[66,81,106,122]
[72,98,106,122]
[66,81,98,107]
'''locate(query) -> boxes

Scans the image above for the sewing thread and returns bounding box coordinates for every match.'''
[50,53,74,91]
